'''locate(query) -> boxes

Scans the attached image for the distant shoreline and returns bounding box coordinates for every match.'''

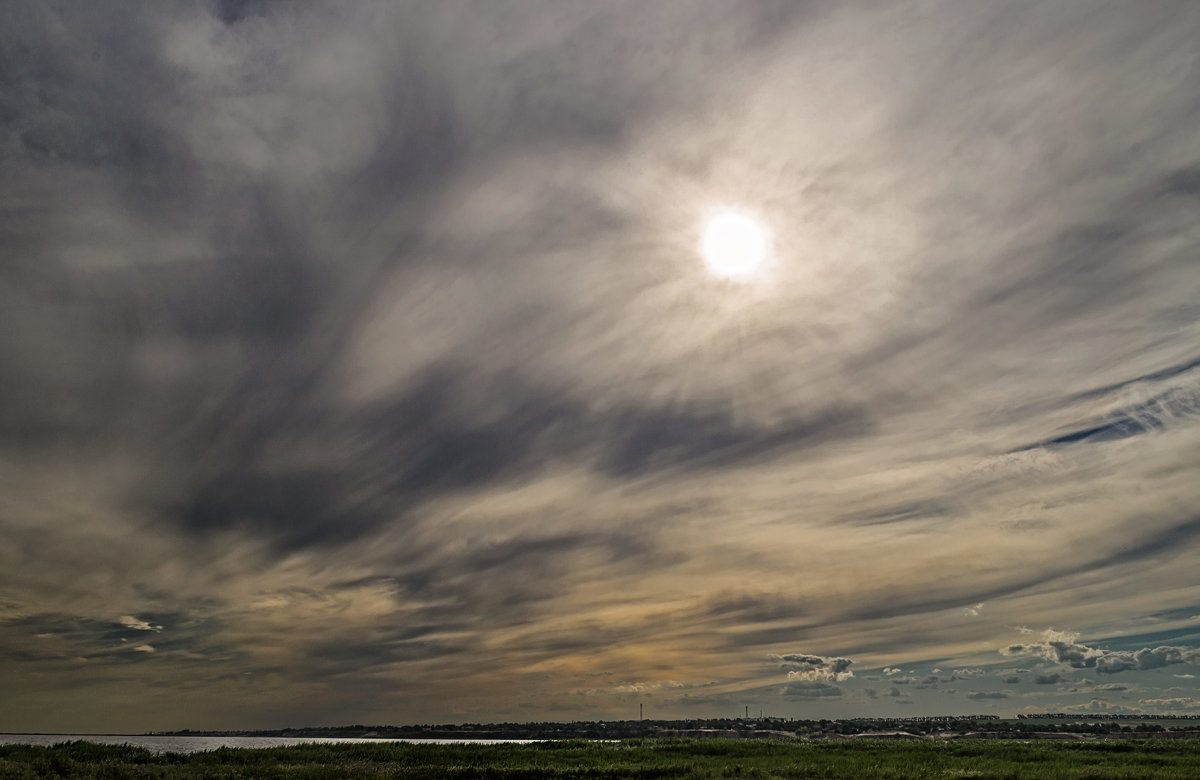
[7,714,1200,743]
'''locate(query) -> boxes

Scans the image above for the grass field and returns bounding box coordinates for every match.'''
[3,737,1199,779]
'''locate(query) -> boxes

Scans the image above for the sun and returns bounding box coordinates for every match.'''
[700,211,770,280]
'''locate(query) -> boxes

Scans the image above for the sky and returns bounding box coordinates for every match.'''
[1,0,1199,734]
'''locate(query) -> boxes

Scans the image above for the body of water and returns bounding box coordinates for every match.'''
[0,734,540,754]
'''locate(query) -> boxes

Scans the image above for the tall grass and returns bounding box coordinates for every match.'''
[2,738,1199,779]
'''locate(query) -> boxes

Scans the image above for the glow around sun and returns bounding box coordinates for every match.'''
[700,211,770,280]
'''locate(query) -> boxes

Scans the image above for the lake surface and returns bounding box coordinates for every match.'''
[0,734,541,754]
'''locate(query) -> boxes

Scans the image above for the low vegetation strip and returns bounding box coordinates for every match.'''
[3,738,1200,779]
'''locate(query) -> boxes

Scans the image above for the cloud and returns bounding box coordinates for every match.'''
[1034,673,1062,685]
[770,653,854,683]
[1093,683,1128,692]
[1001,628,1104,668]
[782,680,842,700]
[1139,697,1200,712]
[575,681,692,698]
[1096,646,1200,674]
[1063,699,1132,714]
[1020,383,1200,450]
[1000,629,1199,674]
[771,652,853,700]
[966,691,1009,700]
[118,616,161,632]
[131,644,156,653]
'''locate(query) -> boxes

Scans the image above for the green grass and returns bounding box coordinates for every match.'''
[2,738,1199,779]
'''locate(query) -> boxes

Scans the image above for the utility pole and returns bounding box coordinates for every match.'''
[640,702,643,721]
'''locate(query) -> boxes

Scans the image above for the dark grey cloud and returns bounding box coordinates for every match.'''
[1,7,201,224]
[165,358,869,551]
[362,367,867,488]
[213,0,267,26]
[305,632,469,678]
[966,691,1008,700]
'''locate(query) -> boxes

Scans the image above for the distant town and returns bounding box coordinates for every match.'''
[152,714,1200,741]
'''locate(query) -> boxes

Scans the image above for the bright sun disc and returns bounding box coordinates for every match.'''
[701,212,769,279]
